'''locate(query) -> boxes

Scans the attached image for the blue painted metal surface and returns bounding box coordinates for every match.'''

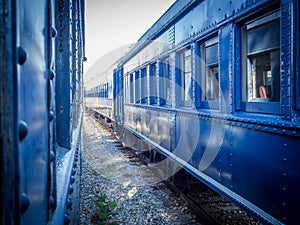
[0,0,85,224]
[85,0,300,224]
[17,1,49,223]
[0,0,20,223]
[56,0,72,149]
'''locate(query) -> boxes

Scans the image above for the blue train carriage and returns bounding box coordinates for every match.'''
[84,63,115,124]
[0,0,85,224]
[114,0,300,224]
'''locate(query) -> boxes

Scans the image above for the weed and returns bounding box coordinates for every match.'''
[92,194,119,225]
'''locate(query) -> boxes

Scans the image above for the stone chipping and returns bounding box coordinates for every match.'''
[79,113,201,225]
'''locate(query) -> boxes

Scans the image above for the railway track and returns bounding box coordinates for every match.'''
[165,174,263,225]
[88,108,263,225]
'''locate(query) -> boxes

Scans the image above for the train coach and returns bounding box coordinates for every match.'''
[1,0,85,224]
[85,0,300,224]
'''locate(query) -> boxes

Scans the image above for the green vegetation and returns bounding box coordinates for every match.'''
[92,194,119,225]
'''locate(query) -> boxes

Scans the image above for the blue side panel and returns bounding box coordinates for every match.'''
[17,0,49,224]
[0,0,20,223]
[297,1,300,112]
[230,127,300,223]
[55,0,71,149]
[174,0,271,45]
[123,105,172,151]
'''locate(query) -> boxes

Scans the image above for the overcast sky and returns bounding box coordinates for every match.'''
[85,0,176,71]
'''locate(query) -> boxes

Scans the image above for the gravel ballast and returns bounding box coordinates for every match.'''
[79,113,200,225]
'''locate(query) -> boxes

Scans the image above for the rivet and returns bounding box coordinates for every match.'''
[49,70,55,80]
[71,169,76,176]
[17,46,27,65]
[284,143,288,147]
[283,172,287,177]
[283,158,287,162]
[68,185,74,194]
[19,121,28,141]
[70,176,75,184]
[51,27,57,38]
[66,199,72,209]
[50,151,55,162]
[49,196,55,208]
[64,214,70,225]
[282,187,286,191]
[49,111,55,121]
[20,193,30,214]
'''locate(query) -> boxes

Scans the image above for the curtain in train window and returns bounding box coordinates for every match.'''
[243,11,280,103]
[203,38,219,103]
[180,49,192,106]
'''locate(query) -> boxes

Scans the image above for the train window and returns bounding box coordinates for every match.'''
[134,71,140,104]
[130,73,134,103]
[149,63,158,104]
[105,83,108,98]
[241,11,280,113]
[159,58,171,106]
[141,68,147,104]
[179,49,192,107]
[202,37,219,109]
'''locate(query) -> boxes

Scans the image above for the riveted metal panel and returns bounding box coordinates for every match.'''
[0,0,20,223]
[219,24,233,114]
[296,0,300,113]
[281,0,293,120]
[229,125,300,223]
[55,0,72,149]
[16,0,49,223]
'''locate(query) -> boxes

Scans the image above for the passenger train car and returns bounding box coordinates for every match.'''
[85,0,300,224]
[0,0,85,224]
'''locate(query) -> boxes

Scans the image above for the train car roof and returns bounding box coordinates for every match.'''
[119,0,197,65]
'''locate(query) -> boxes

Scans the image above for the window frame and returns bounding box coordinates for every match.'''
[149,63,158,105]
[178,48,192,107]
[129,73,134,103]
[240,10,281,114]
[140,67,147,104]
[159,57,171,106]
[201,37,219,110]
